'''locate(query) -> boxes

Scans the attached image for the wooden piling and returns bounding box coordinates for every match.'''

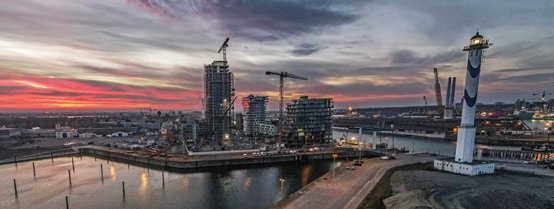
[68,169,72,187]
[162,170,165,188]
[14,155,17,167]
[33,162,36,178]
[13,179,18,198]
[51,152,54,163]
[100,164,104,182]
[71,157,75,173]
[122,181,126,197]
[65,196,69,209]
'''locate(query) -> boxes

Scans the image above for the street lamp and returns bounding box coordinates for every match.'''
[358,142,363,162]
[332,153,338,179]
[390,124,395,151]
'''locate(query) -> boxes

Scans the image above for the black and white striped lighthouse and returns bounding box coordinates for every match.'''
[455,32,492,163]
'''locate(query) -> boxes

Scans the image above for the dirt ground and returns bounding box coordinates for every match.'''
[385,170,554,209]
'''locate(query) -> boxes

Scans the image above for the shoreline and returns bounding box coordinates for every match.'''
[0,145,383,171]
[273,154,440,209]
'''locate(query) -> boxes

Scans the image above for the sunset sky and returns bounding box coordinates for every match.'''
[1,0,553,111]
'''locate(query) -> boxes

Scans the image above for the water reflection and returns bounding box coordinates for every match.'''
[182,176,189,188]
[140,172,148,192]
[110,165,116,180]
[0,157,335,209]
[300,165,313,186]
[244,177,252,189]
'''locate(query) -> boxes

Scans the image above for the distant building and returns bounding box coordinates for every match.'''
[22,128,55,138]
[0,127,21,138]
[78,128,138,137]
[204,60,234,145]
[79,132,99,138]
[285,96,333,148]
[258,119,278,137]
[111,132,129,137]
[242,95,268,136]
[182,118,198,141]
[55,124,77,138]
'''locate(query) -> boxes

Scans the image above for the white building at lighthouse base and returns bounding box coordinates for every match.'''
[434,158,495,176]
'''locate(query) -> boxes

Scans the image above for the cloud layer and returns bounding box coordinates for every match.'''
[0,0,553,111]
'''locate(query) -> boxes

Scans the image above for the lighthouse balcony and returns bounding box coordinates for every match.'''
[463,44,489,51]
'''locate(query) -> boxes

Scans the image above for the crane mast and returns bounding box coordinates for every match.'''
[265,71,308,147]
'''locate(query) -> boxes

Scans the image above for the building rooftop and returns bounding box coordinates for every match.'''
[437,158,494,165]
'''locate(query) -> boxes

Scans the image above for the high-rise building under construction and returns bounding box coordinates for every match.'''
[204,60,234,145]
[285,96,333,148]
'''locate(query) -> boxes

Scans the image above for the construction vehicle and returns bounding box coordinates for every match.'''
[265,71,308,147]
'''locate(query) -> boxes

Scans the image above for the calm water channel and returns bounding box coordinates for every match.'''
[0,156,340,209]
[333,119,551,156]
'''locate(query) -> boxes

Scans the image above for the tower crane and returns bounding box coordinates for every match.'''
[433,68,443,106]
[532,91,552,102]
[217,37,230,61]
[265,71,308,147]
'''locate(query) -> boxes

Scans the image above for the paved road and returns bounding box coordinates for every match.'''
[277,154,438,209]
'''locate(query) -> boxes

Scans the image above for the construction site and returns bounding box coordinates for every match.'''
[174,37,336,154]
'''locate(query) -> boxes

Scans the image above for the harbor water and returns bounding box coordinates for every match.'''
[0,156,338,209]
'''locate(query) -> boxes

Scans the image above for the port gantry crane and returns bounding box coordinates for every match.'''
[265,71,308,148]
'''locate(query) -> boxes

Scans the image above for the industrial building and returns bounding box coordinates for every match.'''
[242,95,268,136]
[204,60,234,145]
[55,124,77,138]
[285,96,333,148]
[0,127,21,138]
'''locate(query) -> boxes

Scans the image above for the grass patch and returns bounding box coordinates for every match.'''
[356,162,433,209]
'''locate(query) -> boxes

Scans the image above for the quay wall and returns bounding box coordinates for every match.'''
[78,147,382,170]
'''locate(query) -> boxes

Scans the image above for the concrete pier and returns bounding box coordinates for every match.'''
[77,146,380,170]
